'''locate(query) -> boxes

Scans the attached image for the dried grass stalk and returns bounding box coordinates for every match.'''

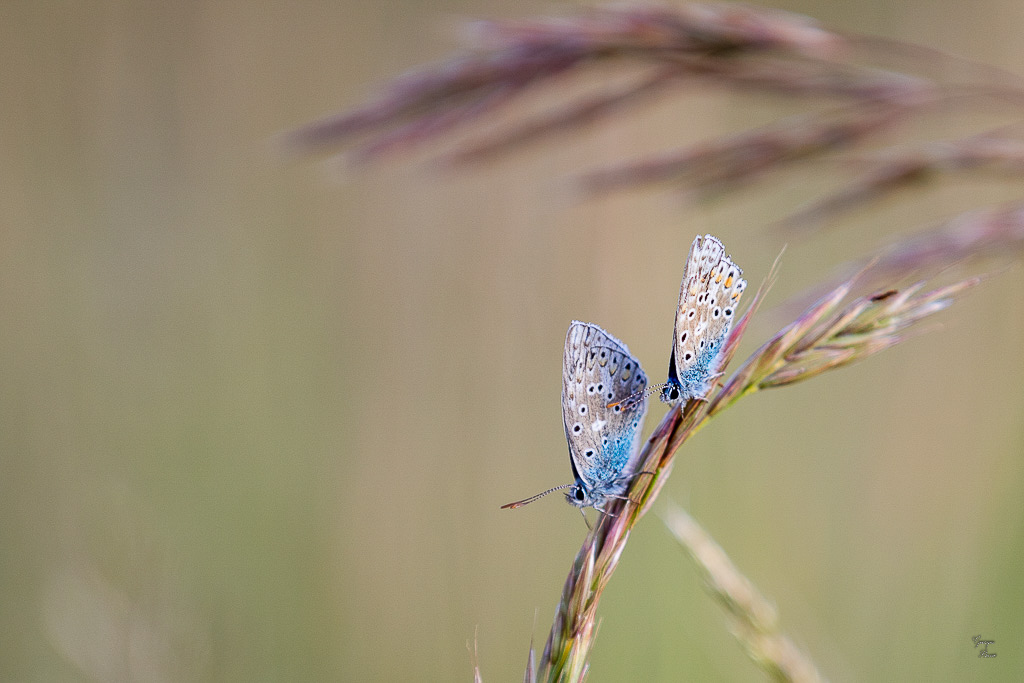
[527,261,980,682]
[662,503,825,683]
[290,3,1024,245]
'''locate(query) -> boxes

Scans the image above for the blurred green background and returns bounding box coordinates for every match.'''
[2,1,1022,681]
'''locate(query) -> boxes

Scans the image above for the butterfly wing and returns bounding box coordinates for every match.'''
[665,235,747,403]
[562,321,648,508]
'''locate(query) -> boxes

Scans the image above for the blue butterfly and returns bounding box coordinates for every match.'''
[503,321,648,515]
[660,235,746,404]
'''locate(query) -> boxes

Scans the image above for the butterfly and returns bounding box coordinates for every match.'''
[660,234,746,404]
[502,321,649,515]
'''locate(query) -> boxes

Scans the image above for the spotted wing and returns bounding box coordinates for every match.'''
[561,321,648,496]
[669,234,747,400]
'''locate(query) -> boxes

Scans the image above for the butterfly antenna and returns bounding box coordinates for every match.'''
[607,383,662,409]
[501,483,572,509]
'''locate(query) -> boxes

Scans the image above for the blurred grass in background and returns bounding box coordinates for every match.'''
[1,1,1022,681]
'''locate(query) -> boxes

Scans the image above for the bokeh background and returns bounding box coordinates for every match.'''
[2,1,1023,681]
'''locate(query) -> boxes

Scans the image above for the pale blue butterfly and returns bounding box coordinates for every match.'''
[502,321,649,514]
[660,234,746,404]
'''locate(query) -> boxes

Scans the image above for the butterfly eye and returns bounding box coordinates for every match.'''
[574,488,586,502]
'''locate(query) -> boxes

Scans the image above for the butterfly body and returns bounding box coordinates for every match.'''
[661,235,746,405]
